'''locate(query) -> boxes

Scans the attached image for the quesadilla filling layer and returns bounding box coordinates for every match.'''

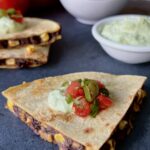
[0,8,61,68]
[48,79,113,118]
[6,86,146,150]
[0,58,44,68]
[0,8,61,49]
[0,31,61,49]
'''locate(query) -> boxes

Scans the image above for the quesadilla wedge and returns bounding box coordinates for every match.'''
[2,72,147,150]
[0,17,61,49]
[0,9,61,68]
[0,45,50,68]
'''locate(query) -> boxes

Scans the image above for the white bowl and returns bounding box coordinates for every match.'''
[59,0,128,25]
[92,15,150,64]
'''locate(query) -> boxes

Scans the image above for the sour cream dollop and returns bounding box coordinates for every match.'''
[48,90,73,113]
[0,16,26,34]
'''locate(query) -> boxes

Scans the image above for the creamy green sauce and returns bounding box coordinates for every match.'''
[101,17,150,46]
[48,90,73,113]
[0,16,26,34]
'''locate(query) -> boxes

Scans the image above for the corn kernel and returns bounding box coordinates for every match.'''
[54,134,65,144]
[56,35,62,40]
[136,89,146,104]
[47,135,52,142]
[108,139,116,150]
[26,45,36,54]
[40,32,49,42]
[133,103,140,112]
[119,120,128,130]
[26,116,32,125]
[7,100,14,112]
[8,40,19,47]
[20,112,25,121]
[5,58,15,65]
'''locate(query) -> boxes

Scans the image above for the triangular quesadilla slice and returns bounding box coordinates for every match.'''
[0,18,61,49]
[2,72,147,150]
[0,45,50,68]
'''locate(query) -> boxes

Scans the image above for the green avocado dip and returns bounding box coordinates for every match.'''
[0,9,26,35]
[0,17,26,34]
[101,17,150,46]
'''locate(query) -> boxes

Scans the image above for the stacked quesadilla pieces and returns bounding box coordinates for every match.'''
[0,9,61,68]
[2,72,147,150]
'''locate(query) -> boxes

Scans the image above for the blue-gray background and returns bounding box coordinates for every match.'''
[0,7,150,150]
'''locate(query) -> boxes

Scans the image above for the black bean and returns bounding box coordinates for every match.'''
[99,88,109,96]
[30,36,41,44]
[0,59,6,65]
[16,59,29,68]
[20,38,29,45]
[1,40,8,48]
[13,106,20,117]
[32,119,41,131]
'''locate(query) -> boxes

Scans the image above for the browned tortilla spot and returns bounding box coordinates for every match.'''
[84,128,94,134]
[117,112,122,116]
[105,123,110,127]
[85,143,92,149]
[110,125,115,130]
[129,95,134,100]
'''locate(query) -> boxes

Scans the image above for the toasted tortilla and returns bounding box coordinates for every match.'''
[0,18,61,40]
[2,72,147,150]
[0,45,50,68]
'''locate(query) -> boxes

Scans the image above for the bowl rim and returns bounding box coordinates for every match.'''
[60,0,127,2]
[92,14,150,53]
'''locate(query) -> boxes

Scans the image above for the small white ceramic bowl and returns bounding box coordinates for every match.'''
[92,15,150,64]
[59,0,128,25]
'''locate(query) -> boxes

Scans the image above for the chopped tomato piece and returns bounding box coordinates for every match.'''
[11,15,24,23]
[66,81,84,98]
[97,94,112,110]
[78,88,84,96]
[73,97,91,117]
[97,81,105,89]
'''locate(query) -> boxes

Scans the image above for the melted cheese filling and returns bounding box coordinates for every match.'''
[6,89,146,150]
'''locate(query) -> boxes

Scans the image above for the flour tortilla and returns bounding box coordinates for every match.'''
[2,72,147,150]
[0,18,61,40]
[0,45,50,68]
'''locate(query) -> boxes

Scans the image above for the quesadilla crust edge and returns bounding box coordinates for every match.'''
[0,17,61,40]
[2,72,147,150]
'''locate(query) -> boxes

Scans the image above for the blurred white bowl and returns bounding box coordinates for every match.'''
[92,15,150,64]
[59,0,128,25]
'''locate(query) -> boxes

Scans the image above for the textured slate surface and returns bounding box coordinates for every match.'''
[0,7,150,150]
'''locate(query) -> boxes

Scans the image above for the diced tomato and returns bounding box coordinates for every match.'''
[97,94,112,110]
[66,81,84,98]
[78,88,84,96]
[11,16,24,23]
[97,81,105,89]
[73,97,91,117]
